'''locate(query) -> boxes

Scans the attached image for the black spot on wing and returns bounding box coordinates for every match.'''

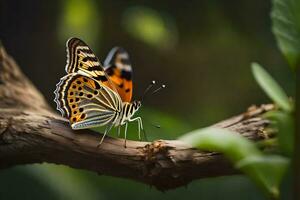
[121,70,132,80]
[94,75,108,82]
[79,48,93,53]
[105,66,115,76]
[94,81,101,89]
[119,83,124,88]
[82,56,98,62]
[87,66,103,71]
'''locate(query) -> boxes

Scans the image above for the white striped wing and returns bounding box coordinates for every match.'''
[54,73,122,129]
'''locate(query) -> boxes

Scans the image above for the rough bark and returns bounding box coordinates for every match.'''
[0,44,274,191]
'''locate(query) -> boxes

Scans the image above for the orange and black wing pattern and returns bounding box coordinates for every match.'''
[54,38,123,129]
[103,47,133,102]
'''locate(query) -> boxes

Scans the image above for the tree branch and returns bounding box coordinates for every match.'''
[0,44,274,191]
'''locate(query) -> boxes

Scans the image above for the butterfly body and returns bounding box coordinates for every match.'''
[54,37,144,146]
[116,101,141,126]
[71,100,141,130]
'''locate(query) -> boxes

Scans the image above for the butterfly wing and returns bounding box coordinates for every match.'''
[55,37,122,129]
[103,47,133,102]
[54,73,122,129]
[65,37,114,85]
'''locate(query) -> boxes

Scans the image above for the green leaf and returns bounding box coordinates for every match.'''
[271,0,300,69]
[179,127,289,198]
[237,155,289,199]
[179,127,261,162]
[264,111,294,156]
[251,63,293,112]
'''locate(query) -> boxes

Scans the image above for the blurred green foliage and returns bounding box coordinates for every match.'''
[179,127,289,199]
[58,0,101,47]
[236,155,289,198]
[0,164,268,200]
[271,0,300,69]
[264,110,294,156]
[122,6,178,50]
[179,127,261,161]
[252,63,293,112]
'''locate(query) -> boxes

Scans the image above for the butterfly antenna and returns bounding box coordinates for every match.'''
[141,80,156,101]
[151,84,166,95]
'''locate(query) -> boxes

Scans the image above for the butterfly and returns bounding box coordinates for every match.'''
[54,37,144,147]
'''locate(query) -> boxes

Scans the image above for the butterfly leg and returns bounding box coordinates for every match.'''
[136,118,141,141]
[140,119,148,141]
[139,118,148,141]
[129,117,147,141]
[97,123,113,147]
[124,122,128,148]
[117,125,121,137]
[138,117,148,141]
